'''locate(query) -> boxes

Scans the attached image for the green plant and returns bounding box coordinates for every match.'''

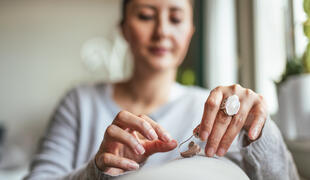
[278,0,310,85]
[303,0,310,73]
[277,58,304,85]
[177,68,196,85]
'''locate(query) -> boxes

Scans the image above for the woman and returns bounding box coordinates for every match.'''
[24,0,299,179]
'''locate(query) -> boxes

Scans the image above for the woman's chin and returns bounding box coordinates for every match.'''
[144,56,180,71]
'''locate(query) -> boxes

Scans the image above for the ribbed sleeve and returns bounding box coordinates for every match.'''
[238,118,299,180]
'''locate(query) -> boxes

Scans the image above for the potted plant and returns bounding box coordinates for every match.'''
[276,0,310,140]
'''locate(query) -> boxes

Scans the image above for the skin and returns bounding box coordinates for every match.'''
[195,85,268,157]
[95,0,268,176]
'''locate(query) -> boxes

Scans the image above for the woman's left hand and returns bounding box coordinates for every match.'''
[195,84,268,157]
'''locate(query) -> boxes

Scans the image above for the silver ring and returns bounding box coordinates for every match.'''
[220,95,240,116]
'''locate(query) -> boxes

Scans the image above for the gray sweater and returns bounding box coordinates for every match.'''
[24,83,299,180]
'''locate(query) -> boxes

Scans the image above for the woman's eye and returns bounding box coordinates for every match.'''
[171,17,181,24]
[138,14,154,21]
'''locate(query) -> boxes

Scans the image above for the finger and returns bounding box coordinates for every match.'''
[143,139,178,156]
[104,167,124,176]
[97,152,139,171]
[139,115,173,142]
[205,110,231,157]
[105,124,145,155]
[113,110,158,141]
[247,104,267,140]
[216,100,251,156]
[199,88,224,141]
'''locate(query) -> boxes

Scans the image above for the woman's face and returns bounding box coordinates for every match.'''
[122,0,194,72]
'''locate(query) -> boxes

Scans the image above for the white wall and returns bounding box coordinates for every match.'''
[0,0,121,164]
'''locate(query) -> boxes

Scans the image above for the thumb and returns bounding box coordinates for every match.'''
[143,139,178,156]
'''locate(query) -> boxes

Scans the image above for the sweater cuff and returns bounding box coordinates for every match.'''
[63,157,118,180]
[237,117,281,158]
[90,157,143,179]
[86,157,117,179]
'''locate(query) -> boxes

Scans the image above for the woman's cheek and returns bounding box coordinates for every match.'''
[173,27,193,61]
[127,23,152,55]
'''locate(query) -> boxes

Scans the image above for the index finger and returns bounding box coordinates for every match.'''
[199,88,223,141]
[113,111,158,141]
[139,115,173,143]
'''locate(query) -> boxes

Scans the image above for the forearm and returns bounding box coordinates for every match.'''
[64,158,114,180]
[24,158,115,180]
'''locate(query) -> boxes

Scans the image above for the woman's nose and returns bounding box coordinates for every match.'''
[153,17,170,40]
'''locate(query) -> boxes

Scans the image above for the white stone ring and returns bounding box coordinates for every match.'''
[220,95,240,116]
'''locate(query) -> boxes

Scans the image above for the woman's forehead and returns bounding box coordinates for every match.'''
[128,0,192,11]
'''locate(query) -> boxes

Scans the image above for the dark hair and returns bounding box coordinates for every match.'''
[120,0,194,25]
[121,0,130,25]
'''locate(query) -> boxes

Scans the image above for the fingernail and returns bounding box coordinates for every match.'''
[148,129,158,140]
[252,126,260,139]
[128,162,139,170]
[200,131,209,141]
[163,133,173,142]
[217,148,226,156]
[135,144,145,155]
[207,147,215,157]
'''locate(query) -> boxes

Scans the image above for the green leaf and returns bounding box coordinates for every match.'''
[177,68,196,85]
[304,18,310,38]
[304,0,310,17]
[304,43,310,73]
[277,58,304,85]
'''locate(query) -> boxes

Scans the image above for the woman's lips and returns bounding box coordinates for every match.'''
[148,47,169,56]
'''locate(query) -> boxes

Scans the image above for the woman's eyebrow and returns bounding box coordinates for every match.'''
[170,6,184,13]
[134,4,157,11]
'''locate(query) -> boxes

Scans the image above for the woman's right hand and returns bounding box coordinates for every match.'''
[95,110,177,176]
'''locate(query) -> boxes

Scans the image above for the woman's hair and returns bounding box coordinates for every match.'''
[121,0,130,25]
[120,0,194,25]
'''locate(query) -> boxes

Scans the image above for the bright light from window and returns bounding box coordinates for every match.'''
[253,0,287,115]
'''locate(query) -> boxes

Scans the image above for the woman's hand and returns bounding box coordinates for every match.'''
[95,110,177,176]
[195,84,268,157]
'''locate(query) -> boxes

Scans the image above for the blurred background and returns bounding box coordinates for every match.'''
[0,0,309,179]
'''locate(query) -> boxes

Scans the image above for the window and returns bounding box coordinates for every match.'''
[253,0,307,115]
